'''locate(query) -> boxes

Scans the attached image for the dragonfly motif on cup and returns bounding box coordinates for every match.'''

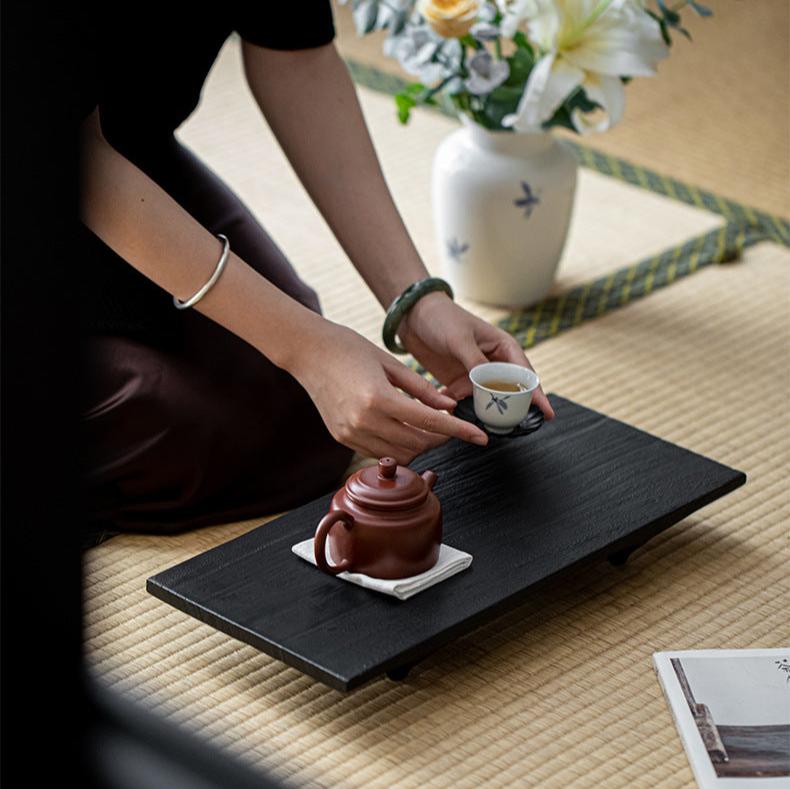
[486,393,511,415]
[447,238,470,262]
[514,181,540,218]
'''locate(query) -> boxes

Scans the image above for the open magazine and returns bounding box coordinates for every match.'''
[653,649,790,788]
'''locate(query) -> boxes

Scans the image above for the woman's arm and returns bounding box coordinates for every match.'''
[242,42,554,417]
[80,111,320,372]
[79,111,489,462]
[242,42,428,309]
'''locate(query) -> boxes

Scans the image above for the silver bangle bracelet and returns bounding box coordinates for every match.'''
[173,233,231,310]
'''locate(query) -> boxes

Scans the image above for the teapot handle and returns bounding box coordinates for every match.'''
[314,510,355,575]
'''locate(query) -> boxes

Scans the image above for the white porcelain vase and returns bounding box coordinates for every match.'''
[432,116,578,307]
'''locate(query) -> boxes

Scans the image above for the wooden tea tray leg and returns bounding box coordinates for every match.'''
[608,539,649,567]
[386,660,419,681]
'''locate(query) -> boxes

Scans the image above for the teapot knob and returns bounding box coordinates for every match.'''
[378,457,397,480]
[421,470,438,490]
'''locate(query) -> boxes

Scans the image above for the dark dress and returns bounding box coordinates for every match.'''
[80,3,353,548]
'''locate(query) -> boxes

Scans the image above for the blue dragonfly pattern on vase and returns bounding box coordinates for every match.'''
[447,238,470,262]
[486,393,511,415]
[514,181,540,218]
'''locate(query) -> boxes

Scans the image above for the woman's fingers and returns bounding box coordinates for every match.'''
[381,418,450,455]
[436,384,458,413]
[530,388,555,419]
[356,438,417,466]
[350,426,443,466]
[384,358,457,411]
[340,430,417,466]
[387,390,488,446]
[442,371,474,401]
[386,334,485,403]
[449,333,489,373]
[495,336,556,420]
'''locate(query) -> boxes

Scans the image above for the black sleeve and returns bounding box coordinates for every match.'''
[235,1,335,50]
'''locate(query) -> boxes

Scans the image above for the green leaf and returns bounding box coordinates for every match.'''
[472,109,500,129]
[395,92,416,124]
[542,87,600,134]
[405,82,427,95]
[460,33,482,49]
[512,31,534,58]
[505,47,535,87]
[451,92,467,112]
[544,105,576,133]
[567,88,599,114]
[451,92,493,128]
[482,84,523,128]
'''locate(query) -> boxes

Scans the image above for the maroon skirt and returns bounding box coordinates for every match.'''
[80,138,353,548]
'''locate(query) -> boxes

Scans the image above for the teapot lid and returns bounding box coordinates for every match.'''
[345,457,430,511]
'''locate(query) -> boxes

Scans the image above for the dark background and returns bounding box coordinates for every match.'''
[0,3,282,784]
[2,2,86,778]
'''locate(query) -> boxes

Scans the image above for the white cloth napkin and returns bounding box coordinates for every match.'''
[291,538,473,601]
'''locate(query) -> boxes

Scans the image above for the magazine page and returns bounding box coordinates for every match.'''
[653,648,790,789]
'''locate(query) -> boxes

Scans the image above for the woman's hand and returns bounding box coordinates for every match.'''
[398,292,556,419]
[287,321,489,464]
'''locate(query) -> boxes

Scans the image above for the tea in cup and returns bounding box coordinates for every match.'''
[469,362,540,434]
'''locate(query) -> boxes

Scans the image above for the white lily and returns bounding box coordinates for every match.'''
[496,0,540,38]
[503,0,668,134]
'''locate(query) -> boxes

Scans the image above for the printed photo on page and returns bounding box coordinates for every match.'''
[653,648,790,788]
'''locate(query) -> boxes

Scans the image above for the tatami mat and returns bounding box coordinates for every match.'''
[83,35,789,789]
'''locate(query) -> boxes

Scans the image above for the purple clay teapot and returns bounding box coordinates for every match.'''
[314,457,441,580]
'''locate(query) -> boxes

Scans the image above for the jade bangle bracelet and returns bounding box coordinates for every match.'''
[382,277,454,354]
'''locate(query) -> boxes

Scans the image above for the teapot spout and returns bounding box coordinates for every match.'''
[421,470,438,490]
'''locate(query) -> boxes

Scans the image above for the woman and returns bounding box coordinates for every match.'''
[79,3,553,545]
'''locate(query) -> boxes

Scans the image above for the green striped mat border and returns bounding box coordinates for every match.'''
[568,144,789,247]
[497,222,759,347]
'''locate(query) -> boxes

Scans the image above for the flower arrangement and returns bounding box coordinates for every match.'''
[342,0,712,134]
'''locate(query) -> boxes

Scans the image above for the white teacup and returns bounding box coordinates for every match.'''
[469,362,540,434]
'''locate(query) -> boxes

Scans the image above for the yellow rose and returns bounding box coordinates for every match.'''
[418,0,479,38]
